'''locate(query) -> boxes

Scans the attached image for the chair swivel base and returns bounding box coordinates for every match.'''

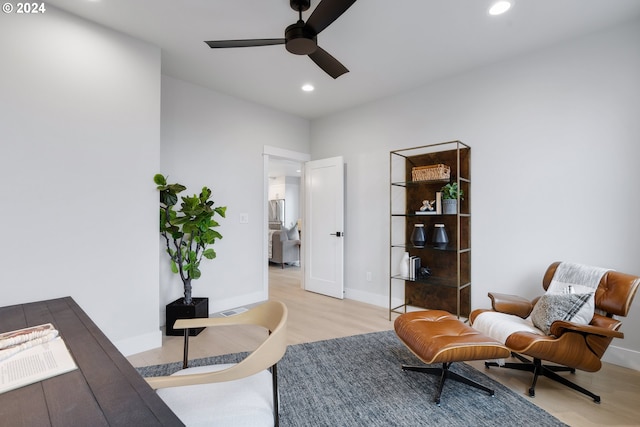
[402,362,495,405]
[485,353,600,403]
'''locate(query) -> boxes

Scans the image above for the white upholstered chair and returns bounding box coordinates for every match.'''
[270,229,300,268]
[145,300,288,426]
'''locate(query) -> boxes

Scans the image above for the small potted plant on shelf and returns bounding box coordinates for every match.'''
[441,182,463,215]
[154,174,227,336]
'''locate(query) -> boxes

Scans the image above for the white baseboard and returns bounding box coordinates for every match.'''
[344,287,388,308]
[208,291,267,315]
[344,287,410,312]
[115,329,162,357]
[132,292,268,357]
[602,344,640,371]
[132,287,640,373]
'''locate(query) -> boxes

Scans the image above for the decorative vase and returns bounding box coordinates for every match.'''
[165,297,209,336]
[410,224,426,248]
[442,199,457,215]
[399,252,410,278]
[433,224,449,248]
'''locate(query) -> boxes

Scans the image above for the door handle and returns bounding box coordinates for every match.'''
[330,232,343,237]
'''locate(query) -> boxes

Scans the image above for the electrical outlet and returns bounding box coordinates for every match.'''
[366,271,372,282]
[239,213,249,224]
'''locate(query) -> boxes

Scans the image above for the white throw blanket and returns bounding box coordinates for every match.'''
[472,311,544,345]
[546,261,610,295]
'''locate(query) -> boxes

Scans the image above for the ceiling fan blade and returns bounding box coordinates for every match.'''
[305,0,357,35]
[204,39,285,48]
[308,46,349,79]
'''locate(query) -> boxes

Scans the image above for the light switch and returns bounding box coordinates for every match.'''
[239,213,249,224]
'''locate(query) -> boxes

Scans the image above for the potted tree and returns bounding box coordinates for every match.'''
[154,174,227,336]
[441,182,464,215]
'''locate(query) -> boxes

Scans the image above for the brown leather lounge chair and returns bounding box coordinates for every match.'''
[470,261,639,403]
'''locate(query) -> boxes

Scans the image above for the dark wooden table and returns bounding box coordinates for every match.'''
[0,297,184,426]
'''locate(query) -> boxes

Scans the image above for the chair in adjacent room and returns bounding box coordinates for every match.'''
[146,300,288,426]
[470,261,639,403]
[270,227,300,268]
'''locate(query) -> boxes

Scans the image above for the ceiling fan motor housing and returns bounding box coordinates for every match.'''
[285,22,318,55]
[290,0,311,12]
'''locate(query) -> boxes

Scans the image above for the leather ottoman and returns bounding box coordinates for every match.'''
[394,309,510,405]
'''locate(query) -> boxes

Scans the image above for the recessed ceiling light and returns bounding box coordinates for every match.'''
[301,84,314,92]
[489,1,511,15]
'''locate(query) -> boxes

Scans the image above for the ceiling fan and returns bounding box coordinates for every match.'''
[204,0,357,79]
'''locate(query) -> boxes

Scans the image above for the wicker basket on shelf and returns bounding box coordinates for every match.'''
[411,164,450,182]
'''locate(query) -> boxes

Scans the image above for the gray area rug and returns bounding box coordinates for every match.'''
[137,330,566,426]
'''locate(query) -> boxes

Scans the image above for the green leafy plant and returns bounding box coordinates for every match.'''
[154,174,226,305]
[441,182,464,200]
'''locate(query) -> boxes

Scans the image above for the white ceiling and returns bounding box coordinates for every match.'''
[47,0,640,119]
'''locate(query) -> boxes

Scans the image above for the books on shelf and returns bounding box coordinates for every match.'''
[409,256,421,280]
[0,323,78,394]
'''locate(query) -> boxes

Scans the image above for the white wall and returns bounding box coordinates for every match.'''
[311,21,640,369]
[160,76,310,318]
[0,7,162,355]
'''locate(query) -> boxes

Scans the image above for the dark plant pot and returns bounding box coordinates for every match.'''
[165,297,209,336]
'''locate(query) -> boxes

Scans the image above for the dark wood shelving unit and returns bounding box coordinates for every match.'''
[389,140,471,320]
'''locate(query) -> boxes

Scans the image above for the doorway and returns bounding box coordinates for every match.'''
[262,147,345,300]
[263,146,309,296]
[267,158,303,268]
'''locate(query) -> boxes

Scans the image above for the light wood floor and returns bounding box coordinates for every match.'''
[128,265,640,426]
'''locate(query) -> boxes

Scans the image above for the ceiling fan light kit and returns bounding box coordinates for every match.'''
[285,22,318,55]
[204,0,357,79]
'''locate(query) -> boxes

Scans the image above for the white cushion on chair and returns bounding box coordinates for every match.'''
[156,363,274,427]
[472,311,545,344]
[286,224,299,240]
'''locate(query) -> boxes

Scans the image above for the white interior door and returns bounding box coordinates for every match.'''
[303,156,344,299]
